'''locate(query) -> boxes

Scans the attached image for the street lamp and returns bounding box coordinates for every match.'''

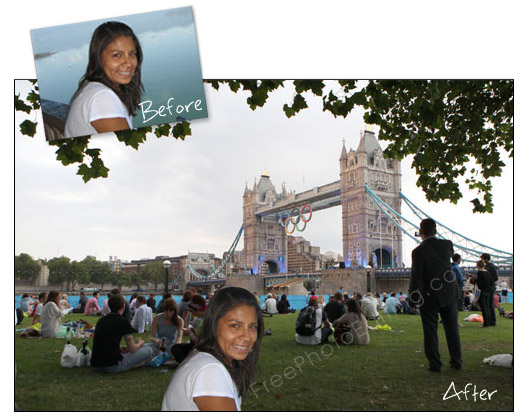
[365,265,372,293]
[163,260,171,294]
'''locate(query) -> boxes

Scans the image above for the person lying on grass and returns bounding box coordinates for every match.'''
[91,294,155,373]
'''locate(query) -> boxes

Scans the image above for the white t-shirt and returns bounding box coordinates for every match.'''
[34,302,44,316]
[161,351,241,411]
[262,297,278,314]
[64,81,132,137]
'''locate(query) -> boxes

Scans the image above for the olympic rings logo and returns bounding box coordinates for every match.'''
[278,204,312,234]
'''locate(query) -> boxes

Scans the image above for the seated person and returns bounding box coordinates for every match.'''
[73,292,88,313]
[323,292,345,323]
[150,298,184,354]
[276,294,292,314]
[84,292,102,315]
[147,294,157,313]
[91,294,156,373]
[333,298,370,345]
[262,293,278,314]
[40,291,65,338]
[131,296,152,333]
[30,291,48,324]
[295,297,332,345]
[361,292,380,320]
[385,292,401,314]
[59,294,73,314]
[101,293,112,316]
[397,293,409,313]
[19,294,32,313]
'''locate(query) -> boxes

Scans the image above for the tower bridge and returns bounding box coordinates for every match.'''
[186,127,512,294]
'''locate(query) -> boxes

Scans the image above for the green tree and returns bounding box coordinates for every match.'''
[91,261,112,290]
[15,253,40,282]
[47,256,72,290]
[128,272,146,290]
[110,270,129,289]
[140,261,165,291]
[16,79,513,212]
[70,260,89,291]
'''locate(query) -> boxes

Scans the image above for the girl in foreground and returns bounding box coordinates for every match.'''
[161,287,263,411]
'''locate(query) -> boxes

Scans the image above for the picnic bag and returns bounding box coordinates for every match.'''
[60,343,78,368]
[295,306,319,336]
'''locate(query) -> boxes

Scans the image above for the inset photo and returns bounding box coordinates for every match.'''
[31,7,207,141]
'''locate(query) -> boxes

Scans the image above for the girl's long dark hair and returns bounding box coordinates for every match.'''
[162,298,180,325]
[346,298,365,317]
[74,21,143,116]
[45,290,60,305]
[193,287,264,398]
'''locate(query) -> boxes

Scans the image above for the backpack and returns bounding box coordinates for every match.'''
[295,306,319,336]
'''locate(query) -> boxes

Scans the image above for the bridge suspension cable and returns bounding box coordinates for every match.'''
[187,226,244,280]
[365,185,513,265]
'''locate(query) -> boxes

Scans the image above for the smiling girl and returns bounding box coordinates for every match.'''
[162,287,264,411]
[64,21,143,137]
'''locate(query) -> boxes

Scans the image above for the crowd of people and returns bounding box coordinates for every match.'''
[15,227,509,411]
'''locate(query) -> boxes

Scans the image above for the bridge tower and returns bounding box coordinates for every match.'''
[339,128,403,268]
[242,173,287,275]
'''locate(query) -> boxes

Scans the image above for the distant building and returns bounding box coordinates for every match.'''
[108,256,121,272]
[287,236,321,273]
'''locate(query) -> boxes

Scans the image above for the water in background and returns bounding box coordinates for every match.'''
[14,292,514,311]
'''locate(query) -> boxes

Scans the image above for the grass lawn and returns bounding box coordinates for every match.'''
[14,304,514,411]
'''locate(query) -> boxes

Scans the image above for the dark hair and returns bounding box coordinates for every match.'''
[308,298,318,307]
[334,292,343,301]
[182,290,193,302]
[480,253,491,261]
[280,294,288,301]
[452,253,461,263]
[38,291,48,301]
[110,288,121,295]
[75,21,143,116]
[162,298,180,325]
[136,295,146,305]
[108,294,125,313]
[193,287,264,398]
[420,218,437,236]
[476,260,486,269]
[45,290,60,305]
[345,298,365,317]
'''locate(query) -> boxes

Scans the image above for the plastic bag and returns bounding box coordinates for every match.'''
[483,354,513,368]
[60,343,78,368]
[147,352,170,367]
[463,314,483,322]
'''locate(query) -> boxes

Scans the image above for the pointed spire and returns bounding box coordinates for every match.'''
[339,137,348,161]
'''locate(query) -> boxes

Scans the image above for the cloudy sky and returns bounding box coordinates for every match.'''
[6,0,523,414]
[9,0,520,271]
[14,78,513,266]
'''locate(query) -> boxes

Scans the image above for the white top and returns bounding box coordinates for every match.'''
[40,302,64,338]
[34,302,44,316]
[295,308,323,345]
[161,351,241,411]
[500,281,508,290]
[64,81,132,137]
[131,304,151,334]
[361,296,379,319]
[262,297,278,314]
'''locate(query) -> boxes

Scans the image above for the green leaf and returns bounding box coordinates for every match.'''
[19,120,37,137]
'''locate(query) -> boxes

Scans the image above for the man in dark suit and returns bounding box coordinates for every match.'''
[480,253,498,326]
[409,218,462,372]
